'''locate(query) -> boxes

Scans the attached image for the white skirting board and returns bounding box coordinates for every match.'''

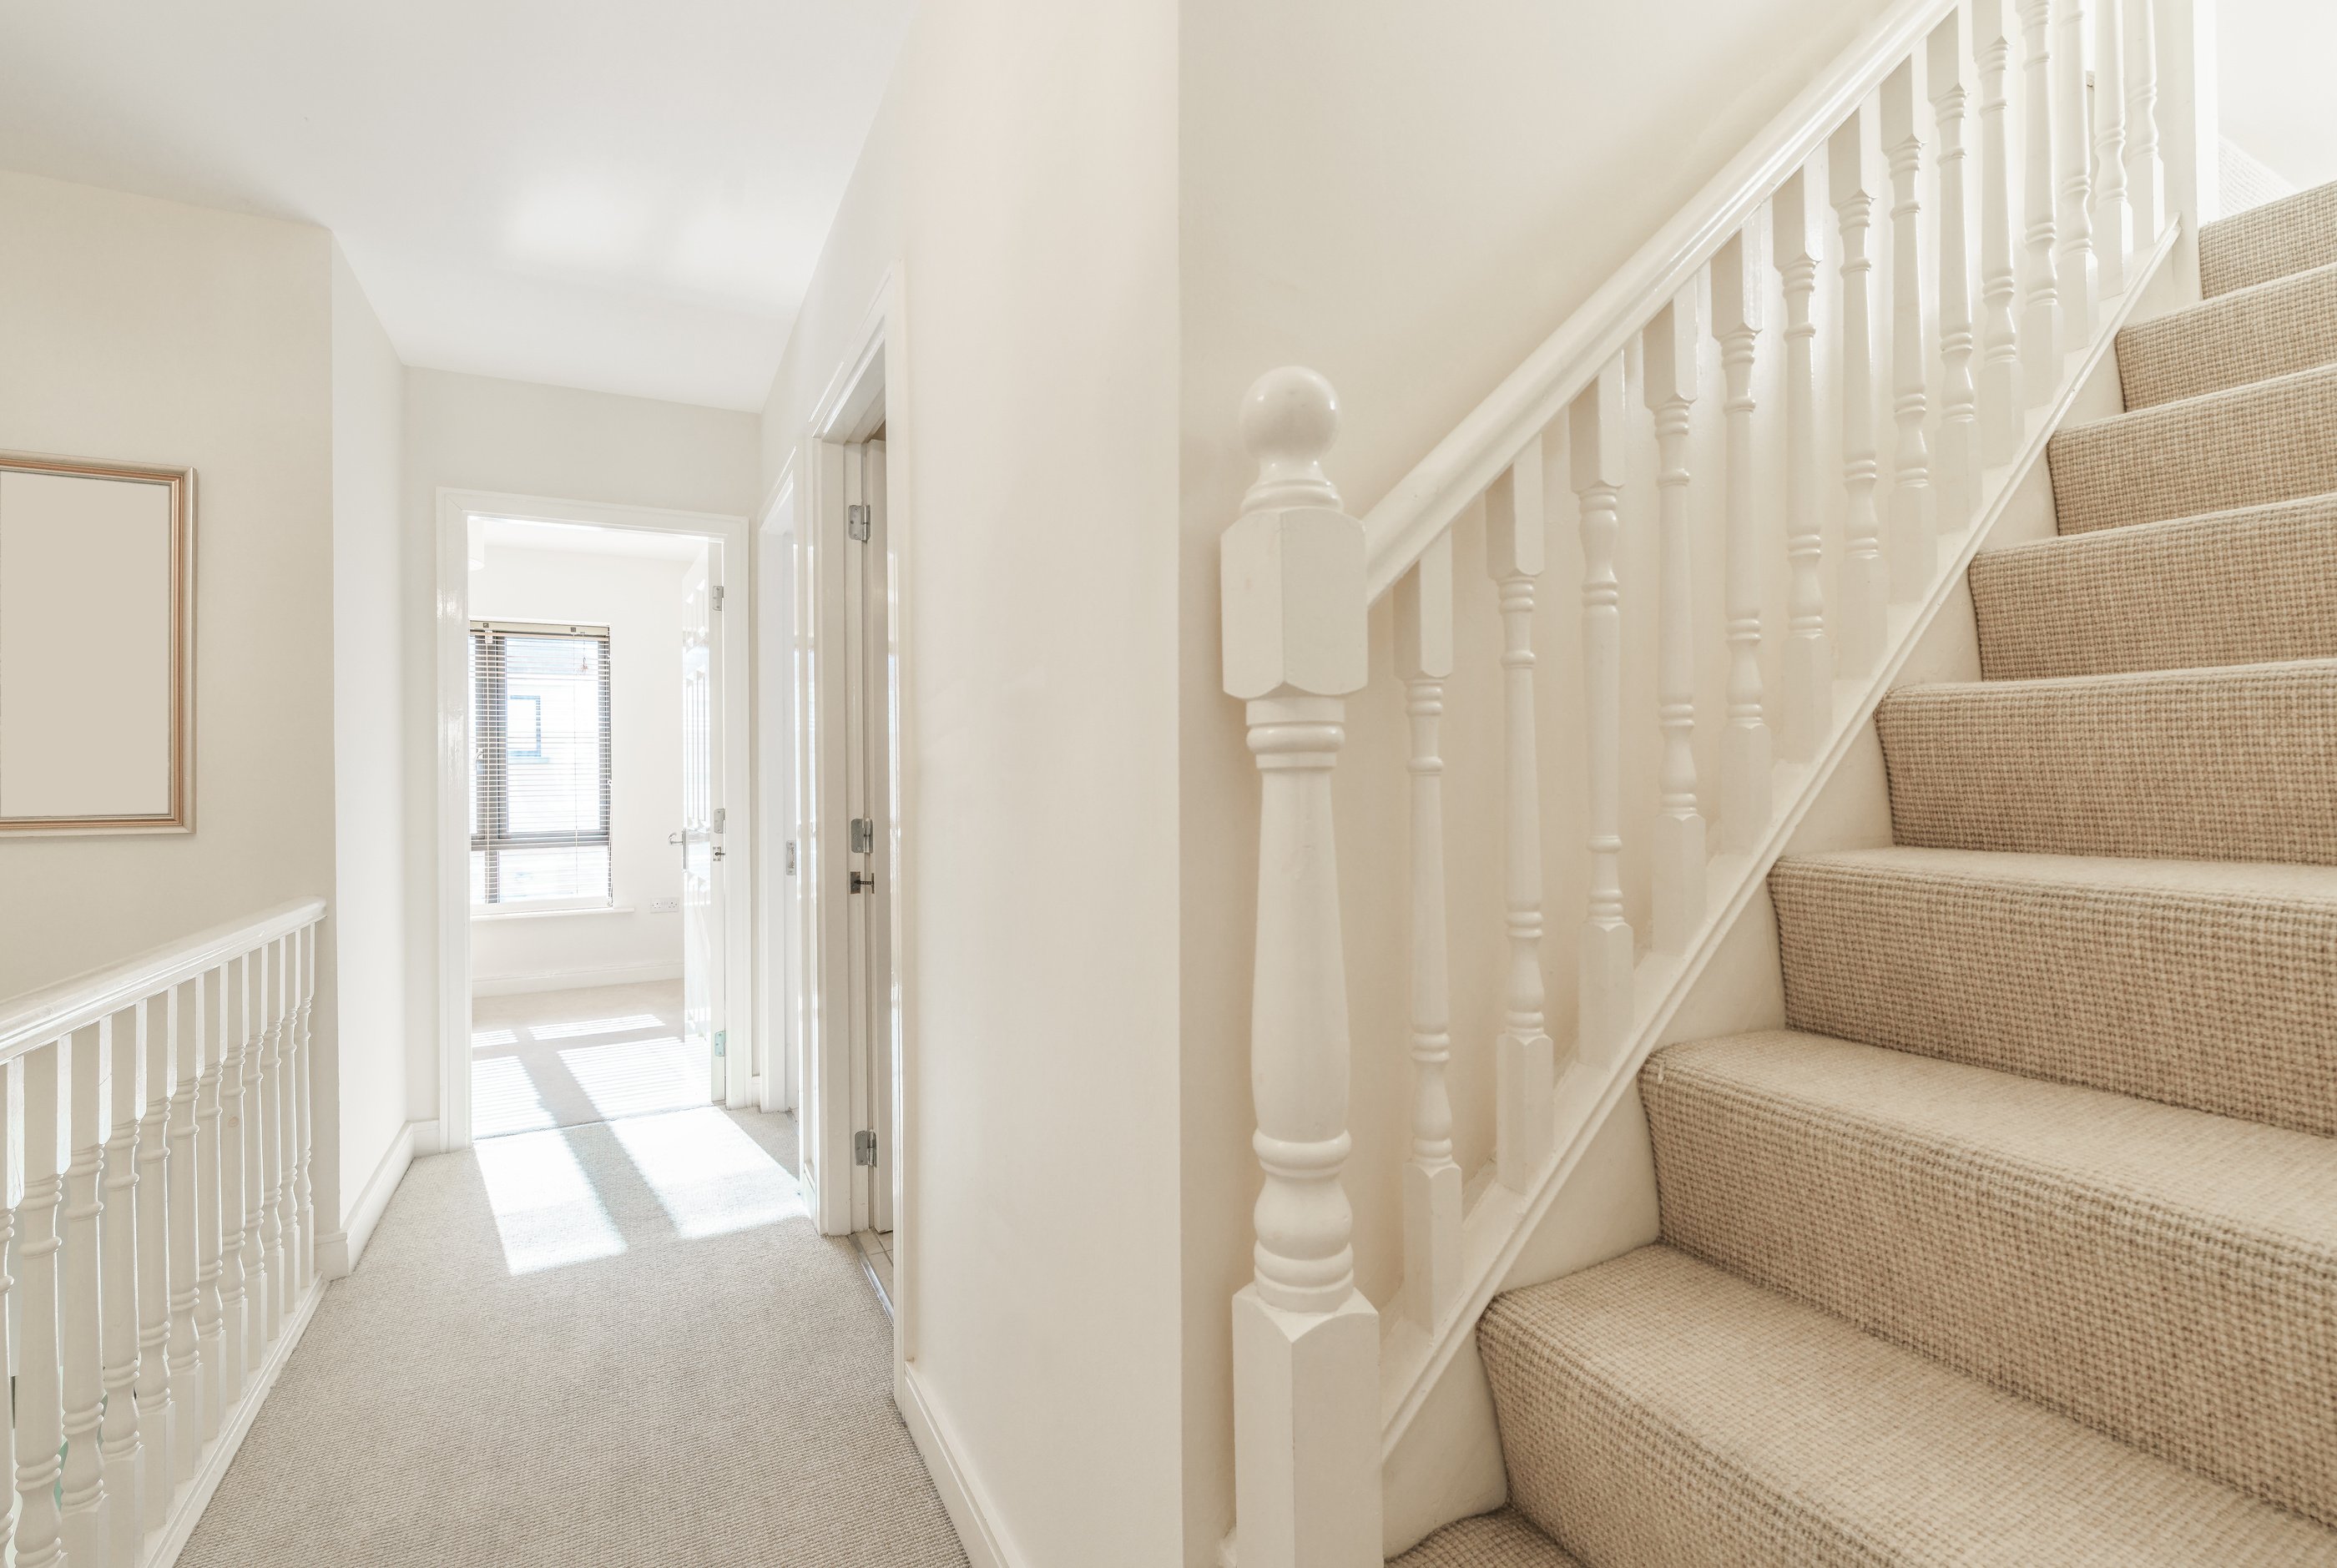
[470,959,684,997]
[316,1117,437,1279]
[897,1361,1019,1568]
[145,1274,326,1568]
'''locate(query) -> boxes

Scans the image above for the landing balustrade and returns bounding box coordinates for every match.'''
[1217,0,2179,1560]
[0,900,324,1566]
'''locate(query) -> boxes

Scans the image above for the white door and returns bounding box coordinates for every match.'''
[843,442,894,1234]
[681,544,727,1102]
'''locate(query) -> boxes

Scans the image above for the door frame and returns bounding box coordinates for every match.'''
[433,488,753,1151]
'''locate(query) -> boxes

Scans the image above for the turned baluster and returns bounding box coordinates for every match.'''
[1831,109,1888,677]
[2054,0,2097,336]
[1395,536,1461,1330]
[215,955,249,1406]
[1977,0,2027,462]
[2018,0,2062,399]
[2124,0,2163,242]
[292,923,316,1289]
[2094,0,2131,295]
[137,991,175,1526]
[17,1041,69,1568]
[167,975,206,1480]
[260,936,287,1335]
[1222,366,1379,1568]
[1712,229,1772,848]
[102,1002,149,1560]
[1486,441,1558,1184]
[1571,354,1634,1062]
[0,1059,18,1564]
[1931,17,1981,532]
[1881,58,1937,598]
[61,1018,110,1566]
[240,944,270,1374]
[1774,170,1834,760]
[1645,289,1707,951]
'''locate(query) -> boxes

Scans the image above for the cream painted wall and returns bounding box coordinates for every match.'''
[757,3,1186,1563]
[468,543,689,991]
[0,171,361,1234]
[330,244,412,1233]
[399,369,758,1121]
[2219,0,2337,190]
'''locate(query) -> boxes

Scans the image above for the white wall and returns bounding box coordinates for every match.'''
[330,243,413,1239]
[2219,0,2337,190]
[468,542,689,991]
[758,3,1187,1563]
[400,368,759,1119]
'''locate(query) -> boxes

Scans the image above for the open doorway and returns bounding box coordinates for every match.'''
[435,494,752,1153]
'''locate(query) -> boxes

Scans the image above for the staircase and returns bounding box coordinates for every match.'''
[1394,183,2337,1566]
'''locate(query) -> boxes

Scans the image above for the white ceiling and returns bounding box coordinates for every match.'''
[0,1,914,411]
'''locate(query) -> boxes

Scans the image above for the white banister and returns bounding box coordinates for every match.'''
[1881,58,1936,599]
[2093,0,2131,295]
[260,936,287,1338]
[216,955,249,1404]
[60,1019,109,1566]
[1645,290,1706,953]
[2054,0,2097,337]
[1830,109,1888,676]
[1395,537,1461,1331]
[137,991,174,1529]
[239,945,269,1378]
[1570,355,1633,1066]
[1930,15,1981,533]
[18,1041,68,1568]
[168,974,204,1480]
[2019,0,2062,399]
[293,924,317,1293]
[0,1056,18,1565]
[102,1002,148,1560]
[1774,170,1833,762]
[1977,0,2026,463]
[1713,229,1772,850]
[197,964,231,1433]
[1486,441,1557,1187]
[2125,0,2163,242]
[1222,367,1380,1568]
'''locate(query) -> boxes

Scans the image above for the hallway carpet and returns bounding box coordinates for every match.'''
[179,1108,968,1567]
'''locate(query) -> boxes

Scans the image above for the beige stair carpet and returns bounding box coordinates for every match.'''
[2116,260,2337,406]
[1389,1509,1580,1568]
[1643,1030,2337,1525]
[2046,363,2337,534]
[1970,494,2337,678]
[1770,850,2337,1137]
[1480,1246,2335,1567]
[2201,180,2337,296]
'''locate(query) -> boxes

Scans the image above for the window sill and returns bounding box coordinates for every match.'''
[471,902,636,922]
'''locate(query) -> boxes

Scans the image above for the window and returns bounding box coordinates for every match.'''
[472,622,613,907]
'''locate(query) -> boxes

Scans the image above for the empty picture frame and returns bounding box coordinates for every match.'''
[0,452,195,833]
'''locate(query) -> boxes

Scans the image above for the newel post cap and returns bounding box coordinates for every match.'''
[1223,366,1367,702]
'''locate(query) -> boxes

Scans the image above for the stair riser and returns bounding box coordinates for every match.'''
[1647,1069,2337,1527]
[2047,368,2337,535]
[1769,860,2337,1137]
[1971,502,2337,679]
[1876,663,2337,864]
[2116,264,2337,407]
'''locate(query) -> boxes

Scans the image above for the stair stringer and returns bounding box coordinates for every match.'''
[1375,222,2194,1558]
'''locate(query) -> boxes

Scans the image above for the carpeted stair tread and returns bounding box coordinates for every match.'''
[1875,658,2337,864]
[2047,364,2337,534]
[2202,179,2337,298]
[1388,1508,1580,1568]
[1769,848,2337,1136]
[1479,1245,2337,1567]
[1970,493,2337,678]
[1643,1029,2337,1526]
[2117,260,2337,407]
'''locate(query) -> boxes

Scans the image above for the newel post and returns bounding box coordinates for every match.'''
[1222,366,1381,1568]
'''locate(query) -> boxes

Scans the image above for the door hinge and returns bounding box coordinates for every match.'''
[714,1030,727,1059]
[849,816,873,854]
[847,503,871,542]
[785,839,798,875]
[854,1129,878,1167]
[712,583,724,610]
[849,870,875,894]
[713,806,727,834]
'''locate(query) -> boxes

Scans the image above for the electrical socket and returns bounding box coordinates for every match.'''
[649,896,680,913]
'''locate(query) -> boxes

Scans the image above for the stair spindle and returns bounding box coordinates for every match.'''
[240,943,270,1374]
[0,1057,18,1565]
[293,923,316,1289]
[102,1002,148,1561]
[1645,290,1707,950]
[2123,0,2163,241]
[2093,0,2131,295]
[1486,442,1558,1184]
[18,1041,68,1568]
[167,975,204,1482]
[1395,537,1461,1329]
[2053,0,2097,335]
[1570,354,1635,1061]
[215,955,248,1407]
[1713,229,1773,848]
[260,935,287,1335]
[1774,171,1834,760]
[1930,18,1981,532]
[61,1019,110,1566]
[2018,0,2062,400]
[1977,0,2027,461]
[1881,59,1937,598]
[139,992,178,1529]
[1830,110,1889,676]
